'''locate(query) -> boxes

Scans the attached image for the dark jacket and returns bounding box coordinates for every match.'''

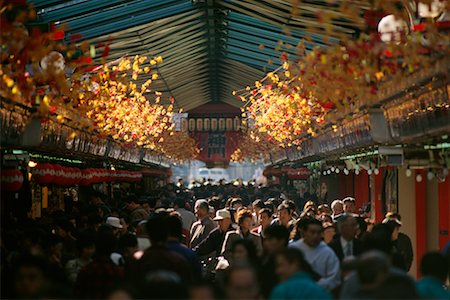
[329,236,363,262]
[395,232,413,272]
[193,225,234,257]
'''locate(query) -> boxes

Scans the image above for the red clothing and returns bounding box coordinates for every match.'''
[75,257,124,299]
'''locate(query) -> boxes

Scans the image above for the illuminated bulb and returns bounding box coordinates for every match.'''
[355,169,360,175]
[335,168,340,174]
[28,160,37,168]
[323,171,327,176]
[374,168,380,175]
[427,169,434,181]
[343,168,349,175]
[355,164,360,171]
[327,170,331,175]
[367,168,373,175]
[331,166,335,172]
[406,166,412,177]
[416,173,423,182]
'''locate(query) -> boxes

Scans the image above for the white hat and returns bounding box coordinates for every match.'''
[106,216,123,229]
[213,209,231,221]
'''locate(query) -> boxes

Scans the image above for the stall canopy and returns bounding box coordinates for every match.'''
[29,0,366,112]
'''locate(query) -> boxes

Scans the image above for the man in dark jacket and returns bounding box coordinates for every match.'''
[329,214,363,262]
[193,209,234,257]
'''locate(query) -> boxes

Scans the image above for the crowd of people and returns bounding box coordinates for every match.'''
[1,180,449,299]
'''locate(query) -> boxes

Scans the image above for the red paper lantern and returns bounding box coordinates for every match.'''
[52,165,66,186]
[32,163,55,185]
[72,168,82,185]
[79,169,94,186]
[1,169,24,192]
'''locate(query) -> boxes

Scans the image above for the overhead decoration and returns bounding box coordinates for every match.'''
[235,1,449,154]
[0,3,198,162]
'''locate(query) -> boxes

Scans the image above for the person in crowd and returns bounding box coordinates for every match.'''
[230,198,243,210]
[12,254,51,299]
[65,230,95,284]
[252,207,273,238]
[331,199,344,221]
[75,230,125,299]
[384,212,414,271]
[260,224,290,298]
[173,196,196,242]
[317,204,331,216]
[166,213,202,279]
[106,216,124,238]
[322,222,336,244]
[124,195,149,223]
[342,197,357,215]
[376,273,419,299]
[270,248,331,299]
[276,203,295,231]
[329,214,363,262]
[193,208,234,258]
[225,262,261,300]
[221,209,263,259]
[110,233,138,266]
[129,212,192,291]
[190,199,216,248]
[252,199,265,220]
[416,251,449,299]
[135,220,151,252]
[289,217,340,291]
[53,218,77,262]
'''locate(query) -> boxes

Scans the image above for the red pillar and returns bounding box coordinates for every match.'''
[438,179,450,249]
[415,169,427,277]
[373,168,383,223]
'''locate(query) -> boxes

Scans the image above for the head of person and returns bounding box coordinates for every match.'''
[263,224,290,255]
[259,208,273,229]
[118,233,138,259]
[322,222,336,244]
[213,209,232,232]
[319,213,333,224]
[331,199,344,216]
[342,197,356,214]
[231,198,243,210]
[277,204,292,226]
[231,239,258,264]
[303,200,316,212]
[95,229,118,258]
[174,197,186,210]
[124,195,140,211]
[317,204,331,215]
[420,252,448,283]
[76,230,96,260]
[225,263,260,300]
[13,255,49,299]
[237,209,253,233]
[252,199,265,215]
[145,212,169,245]
[275,248,311,282]
[375,273,419,299]
[189,281,216,300]
[357,250,391,291]
[382,218,402,241]
[298,217,323,247]
[106,216,124,237]
[194,199,209,219]
[338,214,358,241]
[282,200,297,216]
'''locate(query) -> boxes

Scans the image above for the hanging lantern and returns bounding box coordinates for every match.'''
[1,168,24,192]
[79,169,94,186]
[378,14,409,43]
[226,118,233,131]
[233,117,241,131]
[32,163,55,186]
[211,118,218,131]
[196,119,203,131]
[204,119,211,131]
[188,119,196,131]
[52,165,66,186]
